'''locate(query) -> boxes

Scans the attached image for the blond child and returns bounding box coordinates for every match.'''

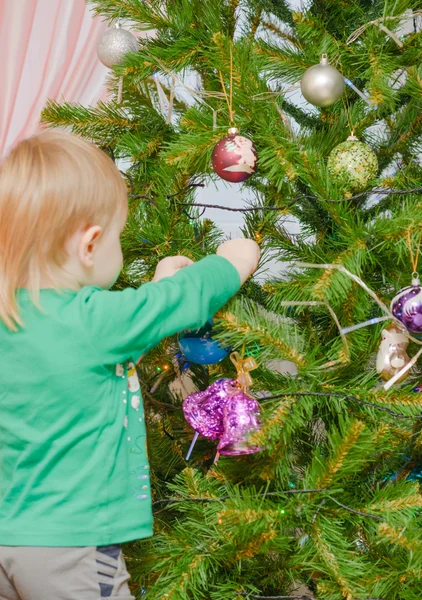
[0,132,260,600]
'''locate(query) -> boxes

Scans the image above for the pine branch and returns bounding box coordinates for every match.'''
[152,488,328,507]
[267,392,422,420]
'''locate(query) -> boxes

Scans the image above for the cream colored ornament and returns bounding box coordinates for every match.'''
[300,54,345,107]
[376,323,410,383]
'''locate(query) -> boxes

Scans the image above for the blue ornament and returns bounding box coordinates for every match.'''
[178,321,230,365]
[407,465,422,482]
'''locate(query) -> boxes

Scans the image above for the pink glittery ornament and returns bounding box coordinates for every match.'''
[183,378,261,457]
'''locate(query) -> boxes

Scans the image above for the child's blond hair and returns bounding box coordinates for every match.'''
[0,131,128,330]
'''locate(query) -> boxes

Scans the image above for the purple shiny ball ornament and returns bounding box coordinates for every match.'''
[211,127,257,183]
[391,274,422,334]
[183,379,262,456]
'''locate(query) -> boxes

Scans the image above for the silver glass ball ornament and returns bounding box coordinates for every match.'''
[97,24,138,69]
[300,54,345,107]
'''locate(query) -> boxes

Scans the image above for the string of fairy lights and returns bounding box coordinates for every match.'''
[127,182,422,215]
[144,387,422,421]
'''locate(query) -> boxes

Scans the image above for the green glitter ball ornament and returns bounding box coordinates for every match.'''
[327,134,378,192]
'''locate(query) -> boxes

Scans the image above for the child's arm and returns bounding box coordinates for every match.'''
[215,239,260,285]
[153,256,194,282]
[78,239,260,365]
[153,239,260,284]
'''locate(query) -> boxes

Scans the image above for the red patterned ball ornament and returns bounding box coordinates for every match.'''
[211,127,257,183]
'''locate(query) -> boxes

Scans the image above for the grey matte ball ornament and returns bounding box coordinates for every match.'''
[97,25,138,69]
[300,54,345,107]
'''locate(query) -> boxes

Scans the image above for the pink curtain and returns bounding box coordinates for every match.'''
[0,0,109,156]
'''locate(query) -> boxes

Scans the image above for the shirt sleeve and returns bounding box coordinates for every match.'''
[78,255,241,365]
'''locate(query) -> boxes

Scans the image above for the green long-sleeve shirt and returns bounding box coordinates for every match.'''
[0,255,240,546]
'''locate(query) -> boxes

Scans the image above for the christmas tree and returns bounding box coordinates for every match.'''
[42,1,422,598]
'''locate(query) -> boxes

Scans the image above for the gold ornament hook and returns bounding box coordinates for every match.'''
[230,352,258,391]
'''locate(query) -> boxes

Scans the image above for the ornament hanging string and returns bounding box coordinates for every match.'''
[341,90,354,135]
[117,77,124,104]
[218,46,235,124]
[230,46,234,122]
[406,223,421,274]
[166,76,176,124]
[116,11,124,103]
[218,71,232,121]
[338,53,354,130]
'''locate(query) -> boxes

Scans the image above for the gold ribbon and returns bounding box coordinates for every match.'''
[230,352,258,391]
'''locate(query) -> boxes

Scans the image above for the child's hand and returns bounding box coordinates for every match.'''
[216,239,260,285]
[153,256,194,282]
